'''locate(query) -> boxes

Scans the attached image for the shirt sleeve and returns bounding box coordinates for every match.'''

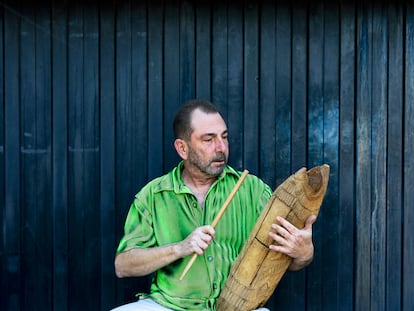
[252,177,273,215]
[116,195,156,254]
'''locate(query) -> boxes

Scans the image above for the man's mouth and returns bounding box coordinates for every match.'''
[214,160,225,164]
[211,155,226,164]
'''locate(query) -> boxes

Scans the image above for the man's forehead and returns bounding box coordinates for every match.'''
[190,109,227,134]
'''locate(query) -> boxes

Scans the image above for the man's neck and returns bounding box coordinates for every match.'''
[182,166,217,208]
[182,167,216,190]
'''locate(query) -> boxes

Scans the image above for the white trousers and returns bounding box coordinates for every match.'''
[111,297,270,311]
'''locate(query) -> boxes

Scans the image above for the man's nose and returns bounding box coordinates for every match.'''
[215,138,227,152]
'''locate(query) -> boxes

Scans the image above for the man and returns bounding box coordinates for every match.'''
[113,99,315,311]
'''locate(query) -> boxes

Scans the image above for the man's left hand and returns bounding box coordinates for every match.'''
[268,215,316,271]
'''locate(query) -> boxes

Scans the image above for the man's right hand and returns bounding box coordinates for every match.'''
[179,225,216,257]
[115,225,216,278]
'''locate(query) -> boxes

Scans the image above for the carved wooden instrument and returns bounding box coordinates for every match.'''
[216,165,330,311]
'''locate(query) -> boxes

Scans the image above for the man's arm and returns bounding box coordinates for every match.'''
[115,225,216,278]
[268,215,316,271]
[115,244,181,277]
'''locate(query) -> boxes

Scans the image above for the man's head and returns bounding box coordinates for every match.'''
[173,99,229,177]
[173,99,220,141]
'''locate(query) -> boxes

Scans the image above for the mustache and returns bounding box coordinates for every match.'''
[210,153,226,162]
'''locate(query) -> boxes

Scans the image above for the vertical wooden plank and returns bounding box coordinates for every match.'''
[271,2,293,309]
[100,2,116,309]
[115,0,133,245]
[83,3,100,309]
[179,0,195,103]
[67,2,101,308]
[226,2,243,170]
[284,2,308,310]
[355,2,372,310]
[0,4,5,305]
[20,6,37,307]
[274,1,292,186]
[243,1,259,174]
[164,0,181,171]
[20,4,53,309]
[322,2,340,310]
[115,1,151,304]
[67,5,85,306]
[307,1,324,168]
[386,2,403,310]
[4,2,21,309]
[195,2,212,100]
[306,2,324,310]
[403,2,414,310]
[35,7,53,309]
[162,0,196,170]
[148,1,163,179]
[259,1,276,186]
[370,3,387,310]
[291,2,307,172]
[211,0,228,116]
[338,1,356,310]
[31,7,53,310]
[51,1,69,310]
[131,0,149,192]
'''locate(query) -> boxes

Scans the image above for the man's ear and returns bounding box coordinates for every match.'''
[174,139,188,160]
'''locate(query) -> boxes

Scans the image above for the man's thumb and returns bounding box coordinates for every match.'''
[304,215,317,230]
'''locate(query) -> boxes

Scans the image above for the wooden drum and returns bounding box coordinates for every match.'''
[216,165,330,311]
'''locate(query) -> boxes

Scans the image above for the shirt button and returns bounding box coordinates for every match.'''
[192,202,197,207]
[207,256,213,262]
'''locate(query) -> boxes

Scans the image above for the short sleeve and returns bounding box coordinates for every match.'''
[116,196,156,254]
[256,184,273,214]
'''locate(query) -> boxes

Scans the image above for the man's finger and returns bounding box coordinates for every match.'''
[276,216,297,233]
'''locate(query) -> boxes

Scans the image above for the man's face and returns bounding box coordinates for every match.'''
[186,109,229,177]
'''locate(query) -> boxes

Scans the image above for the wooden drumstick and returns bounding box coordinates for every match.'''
[179,169,249,281]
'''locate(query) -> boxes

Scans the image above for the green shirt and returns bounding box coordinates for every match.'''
[117,162,272,310]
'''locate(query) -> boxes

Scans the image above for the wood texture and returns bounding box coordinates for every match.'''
[0,1,412,310]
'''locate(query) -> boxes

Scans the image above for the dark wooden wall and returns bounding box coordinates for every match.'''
[1,0,413,310]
